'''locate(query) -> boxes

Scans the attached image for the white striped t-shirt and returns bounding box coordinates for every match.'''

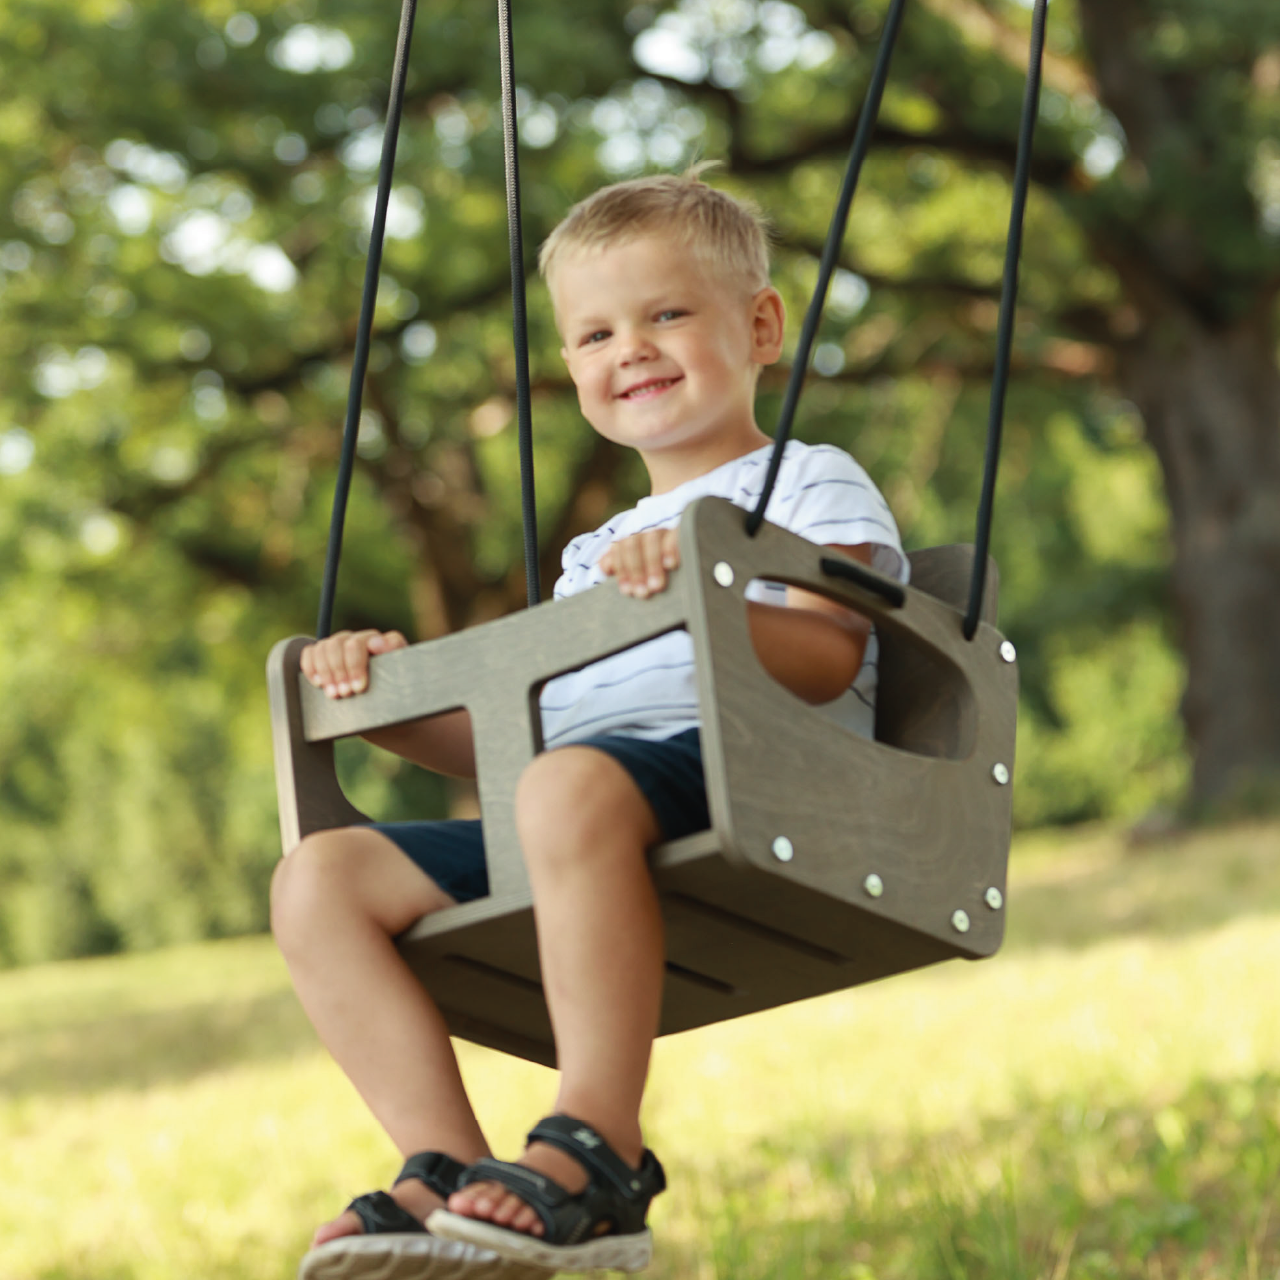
[538,440,907,748]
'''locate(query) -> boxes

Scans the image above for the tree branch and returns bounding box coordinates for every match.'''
[732,116,1077,190]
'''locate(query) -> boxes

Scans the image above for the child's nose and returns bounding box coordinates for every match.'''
[617,328,658,363]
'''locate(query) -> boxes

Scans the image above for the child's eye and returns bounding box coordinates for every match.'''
[580,329,610,346]
[656,309,686,323]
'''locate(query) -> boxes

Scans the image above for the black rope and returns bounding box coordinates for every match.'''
[316,0,419,638]
[745,0,908,537]
[963,0,1048,640]
[498,0,541,606]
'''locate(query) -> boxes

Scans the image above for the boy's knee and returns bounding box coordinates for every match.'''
[518,749,597,829]
[516,748,654,865]
[270,828,362,944]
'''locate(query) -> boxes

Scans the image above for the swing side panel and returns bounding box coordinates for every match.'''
[267,496,1016,1067]
[682,497,1016,966]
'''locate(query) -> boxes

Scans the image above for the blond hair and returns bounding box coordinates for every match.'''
[539,164,771,296]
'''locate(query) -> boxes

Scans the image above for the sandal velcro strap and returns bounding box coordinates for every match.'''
[526,1115,666,1211]
[345,1189,428,1236]
[395,1151,468,1199]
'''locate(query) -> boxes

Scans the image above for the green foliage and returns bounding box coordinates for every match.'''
[7,0,1265,962]
[669,1075,1280,1280]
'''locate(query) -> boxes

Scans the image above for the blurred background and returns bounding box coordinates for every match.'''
[1,0,1279,1276]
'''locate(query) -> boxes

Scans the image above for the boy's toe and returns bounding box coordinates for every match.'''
[512,1204,544,1236]
[310,1209,362,1248]
[447,1183,491,1217]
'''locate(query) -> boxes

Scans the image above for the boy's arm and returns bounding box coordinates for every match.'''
[748,545,872,705]
[301,630,477,778]
[600,530,872,705]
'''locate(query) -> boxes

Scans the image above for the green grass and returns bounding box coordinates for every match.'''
[3,820,1280,1280]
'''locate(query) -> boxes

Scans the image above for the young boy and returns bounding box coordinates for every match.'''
[273,169,907,1278]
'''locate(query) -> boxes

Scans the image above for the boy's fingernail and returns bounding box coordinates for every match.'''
[648,573,662,588]
[352,678,366,693]
[337,681,350,696]
[663,555,677,569]
[325,685,337,698]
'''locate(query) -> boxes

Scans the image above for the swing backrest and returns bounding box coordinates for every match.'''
[268,496,1016,1064]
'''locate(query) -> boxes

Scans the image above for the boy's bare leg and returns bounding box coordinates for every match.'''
[271,827,491,1245]
[446,746,665,1236]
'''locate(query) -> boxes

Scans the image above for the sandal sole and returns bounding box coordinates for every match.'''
[428,1209,653,1273]
[298,1233,557,1280]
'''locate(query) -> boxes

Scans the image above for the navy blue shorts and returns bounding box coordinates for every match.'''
[367,729,707,905]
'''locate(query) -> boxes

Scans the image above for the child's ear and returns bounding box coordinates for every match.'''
[750,287,786,365]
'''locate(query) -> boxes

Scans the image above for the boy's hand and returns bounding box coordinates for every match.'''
[598,528,680,598]
[300,629,408,698]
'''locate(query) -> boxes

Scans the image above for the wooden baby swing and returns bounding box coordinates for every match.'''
[268,0,1047,1066]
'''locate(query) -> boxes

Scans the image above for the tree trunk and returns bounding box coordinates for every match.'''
[1116,299,1280,808]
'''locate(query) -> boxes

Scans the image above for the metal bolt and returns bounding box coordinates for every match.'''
[984,886,1004,911]
[951,909,971,934]
[713,561,735,588]
[992,762,1010,785]
[772,836,794,863]
[1000,640,1017,664]
[863,873,884,898]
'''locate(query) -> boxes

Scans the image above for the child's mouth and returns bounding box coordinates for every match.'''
[619,377,680,400]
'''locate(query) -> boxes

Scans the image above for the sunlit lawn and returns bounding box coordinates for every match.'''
[3,821,1279,1280]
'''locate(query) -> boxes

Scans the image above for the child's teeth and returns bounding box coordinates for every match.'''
[628,380,670,397]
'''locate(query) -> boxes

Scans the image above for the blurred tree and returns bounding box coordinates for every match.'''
[0,0,1272,960]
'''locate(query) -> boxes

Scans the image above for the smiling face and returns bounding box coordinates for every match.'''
[550,234,785,493]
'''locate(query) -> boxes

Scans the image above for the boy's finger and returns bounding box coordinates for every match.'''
[308,633,346,694]
[340,630,379,694]
[661,528,680,569]
[616,536,648,595]
[367,630,408,653]
[319,636,349,692]
[608,537,633,589]
[640,532,668,593]
[321,630,359,695]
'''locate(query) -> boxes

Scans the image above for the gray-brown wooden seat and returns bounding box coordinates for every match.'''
[268,496,1017,1066]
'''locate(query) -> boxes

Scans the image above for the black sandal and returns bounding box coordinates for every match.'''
[427,1115,666,1273]
[298,1152,553,1280]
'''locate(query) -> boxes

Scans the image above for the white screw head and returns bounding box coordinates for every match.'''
[713,561,735,588]
[985,886,1004,910]
[992,762,1010,785]
[951,909,971,933]
[772,836,794,863]
[1000,640,1017,664]
[863,873,884,898]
